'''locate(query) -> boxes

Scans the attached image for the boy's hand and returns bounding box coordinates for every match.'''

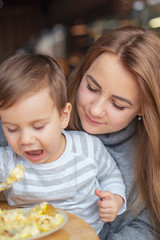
[95,189,123,222]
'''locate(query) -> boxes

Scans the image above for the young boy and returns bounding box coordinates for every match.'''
[0,53,126,233]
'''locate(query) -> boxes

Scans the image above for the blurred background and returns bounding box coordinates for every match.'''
[0,0,160,76]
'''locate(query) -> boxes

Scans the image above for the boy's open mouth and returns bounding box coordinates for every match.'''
[26,150,43,156]
[25,150,44,162]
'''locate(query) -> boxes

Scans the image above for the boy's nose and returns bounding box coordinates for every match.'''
[20,130,35,145]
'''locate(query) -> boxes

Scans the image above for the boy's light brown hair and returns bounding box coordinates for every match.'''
[0,53,67,114]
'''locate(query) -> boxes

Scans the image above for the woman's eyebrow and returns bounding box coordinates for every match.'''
[86,74,101,89]
[112,95,133,105]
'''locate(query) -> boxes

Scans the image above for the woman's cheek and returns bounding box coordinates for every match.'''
[77,88,90,106]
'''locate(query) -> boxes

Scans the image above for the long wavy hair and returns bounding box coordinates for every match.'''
[67,26,160,232]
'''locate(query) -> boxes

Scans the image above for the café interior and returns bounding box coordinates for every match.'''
[0,0,160,76]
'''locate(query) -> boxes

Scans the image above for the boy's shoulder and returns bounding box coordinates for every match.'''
[64,130,110,160]
[65,130,104,145]
[66,129,93,137]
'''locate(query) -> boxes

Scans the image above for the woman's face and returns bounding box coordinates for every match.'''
[76,53,141,134]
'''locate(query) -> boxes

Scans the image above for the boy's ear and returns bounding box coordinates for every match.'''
[60,102,72,129]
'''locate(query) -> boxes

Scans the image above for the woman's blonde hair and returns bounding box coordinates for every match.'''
[0,53,67,114]
[67,26,160,231]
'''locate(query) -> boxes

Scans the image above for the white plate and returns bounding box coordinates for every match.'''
[4,207,68,240]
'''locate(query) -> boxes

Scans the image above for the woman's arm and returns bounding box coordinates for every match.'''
[99,208,157,240]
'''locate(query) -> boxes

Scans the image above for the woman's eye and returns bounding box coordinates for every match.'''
[112,101,125,110]
[87,83,98,92]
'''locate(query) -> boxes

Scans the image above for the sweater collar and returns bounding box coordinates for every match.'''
[94,119,137,146]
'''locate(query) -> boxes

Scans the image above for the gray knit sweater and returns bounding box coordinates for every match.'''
[96,120,155,240]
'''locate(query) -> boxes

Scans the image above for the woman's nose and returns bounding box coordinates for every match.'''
[20,130,35,145]
[90,98,107,118]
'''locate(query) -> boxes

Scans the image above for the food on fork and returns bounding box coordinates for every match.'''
[0,202,64,240]
[6,164,25,184]
[0,164,25,191]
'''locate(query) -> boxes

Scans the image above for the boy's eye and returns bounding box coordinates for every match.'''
[33,125,44,130]
[7,128,18,133]
[87,83,98,92]
[112,101,125,110]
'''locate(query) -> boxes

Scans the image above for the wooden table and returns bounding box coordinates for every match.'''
[0,202,100,240]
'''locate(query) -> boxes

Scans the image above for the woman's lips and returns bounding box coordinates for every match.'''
[85,114,102,125]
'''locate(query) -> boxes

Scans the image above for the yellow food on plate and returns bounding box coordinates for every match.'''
[0,202,64,240]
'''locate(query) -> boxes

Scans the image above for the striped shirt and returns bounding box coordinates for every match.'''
[0,130,126,233]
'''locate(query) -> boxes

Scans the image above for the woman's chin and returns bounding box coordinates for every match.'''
[82,124,101,135]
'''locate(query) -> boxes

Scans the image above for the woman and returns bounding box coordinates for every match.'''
[67,26,160,239]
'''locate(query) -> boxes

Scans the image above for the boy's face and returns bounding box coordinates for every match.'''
[0,88,71,164]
